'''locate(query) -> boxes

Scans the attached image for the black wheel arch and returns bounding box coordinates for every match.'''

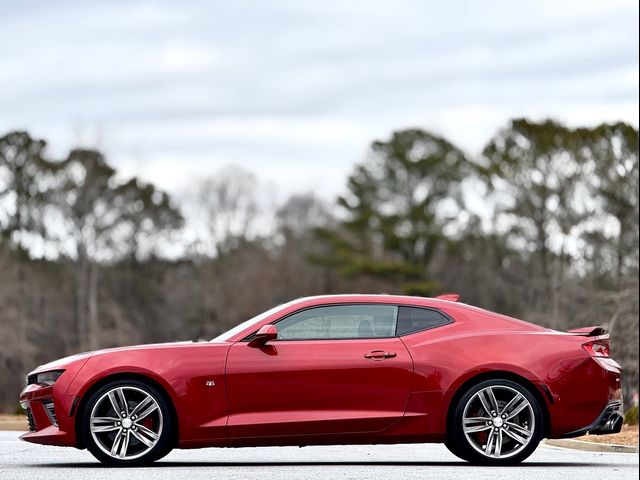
[74,372,179,449]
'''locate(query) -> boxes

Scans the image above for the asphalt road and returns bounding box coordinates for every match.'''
[0,431,637,480]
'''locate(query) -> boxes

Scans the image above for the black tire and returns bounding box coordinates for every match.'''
[80,379,174,466]
[446,379,543,465]
[444,438,471,462]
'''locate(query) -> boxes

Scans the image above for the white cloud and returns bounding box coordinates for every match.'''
[0,0,637,203]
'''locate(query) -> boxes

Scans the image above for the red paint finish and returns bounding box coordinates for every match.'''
[225,337,413,437]
[19,294,623,450]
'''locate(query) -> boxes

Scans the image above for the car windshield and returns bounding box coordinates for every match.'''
[210,300,296,342]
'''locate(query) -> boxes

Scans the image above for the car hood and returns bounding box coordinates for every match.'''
[30,341,204,374]
[90,340,198,356]
[30,351,95,374]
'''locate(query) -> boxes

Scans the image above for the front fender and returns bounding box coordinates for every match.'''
[67,343,231,444]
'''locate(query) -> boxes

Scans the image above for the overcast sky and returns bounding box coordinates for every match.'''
[1,0,638,201]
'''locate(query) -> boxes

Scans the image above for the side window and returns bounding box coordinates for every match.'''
[396,306,451,335]
[276,304,398,340]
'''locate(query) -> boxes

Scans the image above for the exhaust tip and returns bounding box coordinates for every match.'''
[610,416,623,434]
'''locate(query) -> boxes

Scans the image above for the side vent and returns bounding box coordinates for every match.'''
[42,400,58,427]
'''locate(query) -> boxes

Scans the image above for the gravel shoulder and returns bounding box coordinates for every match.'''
[572,425,638,446]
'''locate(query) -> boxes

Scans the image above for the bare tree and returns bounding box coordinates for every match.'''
[0,132,54,371]
[53,149,182,350]
[575,123,639,283]
[0,122,638,411]
[277,192,334,240]
[482,119,591,322]
[193,165,267,255]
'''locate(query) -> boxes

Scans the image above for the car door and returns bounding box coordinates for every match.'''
[225,303,414,438]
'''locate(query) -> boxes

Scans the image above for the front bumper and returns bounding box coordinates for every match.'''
[19,384,77,447]
[19,354,92,447]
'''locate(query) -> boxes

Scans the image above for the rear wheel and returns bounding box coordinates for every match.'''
[80,379,174,466]
[446,379,543,465]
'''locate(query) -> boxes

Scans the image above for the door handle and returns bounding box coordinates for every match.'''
[364,350,397,360]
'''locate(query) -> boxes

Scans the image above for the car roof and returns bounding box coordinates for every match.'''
[288,294,546,331]
[290,293,461,309]
[220,294,545,342]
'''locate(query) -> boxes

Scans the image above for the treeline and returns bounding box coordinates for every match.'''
[0,118,638,412]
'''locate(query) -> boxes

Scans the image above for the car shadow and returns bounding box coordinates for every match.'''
[31,460,632,468]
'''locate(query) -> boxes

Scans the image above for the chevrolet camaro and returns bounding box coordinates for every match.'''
[20,294,623,466]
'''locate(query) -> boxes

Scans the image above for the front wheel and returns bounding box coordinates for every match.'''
[80,379,174,466]
[446,379,544,465]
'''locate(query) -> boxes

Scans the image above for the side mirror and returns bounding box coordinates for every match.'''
[248,324,278,348]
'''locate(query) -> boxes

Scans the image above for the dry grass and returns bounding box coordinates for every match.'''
[575,425,639,446]
[0,414,27,431]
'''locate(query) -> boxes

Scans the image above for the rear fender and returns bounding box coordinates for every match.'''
[441,367,552,439]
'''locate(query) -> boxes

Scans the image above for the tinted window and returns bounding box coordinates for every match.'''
[396,307,450,335]
[276,304,398,340]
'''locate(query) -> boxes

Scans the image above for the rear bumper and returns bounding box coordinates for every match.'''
[546,356,623,438]
[561,400,624,438]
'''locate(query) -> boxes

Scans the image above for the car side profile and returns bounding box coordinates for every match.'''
[20,294,623,466]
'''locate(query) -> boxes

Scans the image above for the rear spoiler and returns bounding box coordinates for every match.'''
[567,326,608,337]
[435,293,460,302]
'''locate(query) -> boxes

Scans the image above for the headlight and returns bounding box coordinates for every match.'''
[27,370,65,386]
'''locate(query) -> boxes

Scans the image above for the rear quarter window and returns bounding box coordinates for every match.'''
[396,306,452,335]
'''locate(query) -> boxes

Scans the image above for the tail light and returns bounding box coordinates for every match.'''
[582,341,610,357]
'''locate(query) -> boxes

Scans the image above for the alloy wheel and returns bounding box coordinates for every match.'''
[89,386,163,460]
[462,385,535,459]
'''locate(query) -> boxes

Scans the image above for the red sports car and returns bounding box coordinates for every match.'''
[20,294,623,466]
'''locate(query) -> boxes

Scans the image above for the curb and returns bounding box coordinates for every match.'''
[544,438,638,453]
